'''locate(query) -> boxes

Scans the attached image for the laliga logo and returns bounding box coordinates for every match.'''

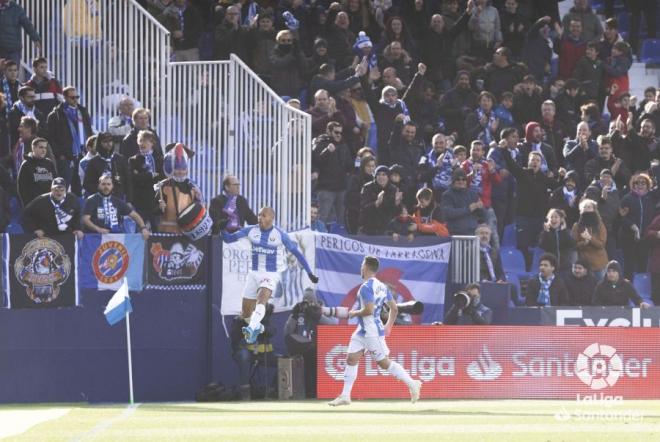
[325,345,349,381]
[467,345,502,381]
[575,343,623,390]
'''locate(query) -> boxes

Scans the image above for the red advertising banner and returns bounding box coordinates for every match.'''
[317,326,660,399]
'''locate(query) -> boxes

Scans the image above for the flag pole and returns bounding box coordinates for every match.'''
[125,304,134,405]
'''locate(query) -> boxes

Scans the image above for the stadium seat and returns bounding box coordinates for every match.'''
[617,12,630,33]
[530,247,544,273]
[640,39,660,64]
[329,223,347,235]
[502,224,516,247]
[633,273,653,304]
[500,247,529,279]
[505,272,525,307]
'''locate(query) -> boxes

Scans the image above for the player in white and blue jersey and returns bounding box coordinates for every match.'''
[328,256,422,406]
[222,207,318,344]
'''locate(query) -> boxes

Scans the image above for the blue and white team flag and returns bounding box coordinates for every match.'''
[79,234,144,291]
[104,278,133,326]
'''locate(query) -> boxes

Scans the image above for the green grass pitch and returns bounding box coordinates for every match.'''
[2,400,660,441]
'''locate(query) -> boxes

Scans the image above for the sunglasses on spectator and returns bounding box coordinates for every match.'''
[332,130,343,135]
[67,95,80,99]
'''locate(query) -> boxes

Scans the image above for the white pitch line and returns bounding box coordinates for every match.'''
[0,408,70,439]
[71,403,140,442]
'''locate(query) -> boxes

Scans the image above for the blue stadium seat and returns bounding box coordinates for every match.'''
[617,12,630,32]
[502,224,516,248]
[505,272,525,307]
[500,247,529,279]
[640,39,660,64]
[633,273,653,304]
[530,247,544,273]
[329,223,347,235]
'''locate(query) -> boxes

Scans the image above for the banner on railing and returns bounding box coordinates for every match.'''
[3,234,77,308]
[78,234,144,291]
[145,234,208,290]
[317,325,660,399]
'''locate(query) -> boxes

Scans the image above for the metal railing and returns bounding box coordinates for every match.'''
[450,236,480,285]
[20,0,312,230]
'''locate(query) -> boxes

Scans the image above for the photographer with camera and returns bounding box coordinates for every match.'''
[443,283,493,325]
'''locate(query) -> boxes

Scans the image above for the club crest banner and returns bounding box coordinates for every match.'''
[3,234,77,308]
[145,234,208,290]
[221,229,316,315]
[78,234,145,291]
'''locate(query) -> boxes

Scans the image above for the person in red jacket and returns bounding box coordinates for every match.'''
[556,19,586,80]
[462,139,502,248]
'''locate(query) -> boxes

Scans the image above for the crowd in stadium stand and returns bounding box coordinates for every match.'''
[1,0,660,306]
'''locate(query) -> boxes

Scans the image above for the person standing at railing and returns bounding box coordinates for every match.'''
[0,0,41,66]
[159,0,203,62]
[120,107,164,160]
[83,132,131,202]
[214,5,248,61]
[209,174,257,235]
[107,96,135,149]
[128,130,164,230]
[269,29,307,99]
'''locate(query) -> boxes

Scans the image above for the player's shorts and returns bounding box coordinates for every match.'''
[242,271,280,300]
[347,332,390,362]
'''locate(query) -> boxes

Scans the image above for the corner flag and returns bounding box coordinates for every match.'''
[104,278,133,326]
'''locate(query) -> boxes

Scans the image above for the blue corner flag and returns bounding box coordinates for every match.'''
[104,278,133,326]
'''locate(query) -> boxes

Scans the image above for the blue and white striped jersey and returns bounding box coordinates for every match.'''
[222,225,312,274]
[356,277,393,337]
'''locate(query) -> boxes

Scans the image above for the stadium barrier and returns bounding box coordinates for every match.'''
[449,235,480,284]
[317,325,660,399]
[20,0,312,231]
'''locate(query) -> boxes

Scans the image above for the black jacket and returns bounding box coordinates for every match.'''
[444,300,492,325]
[440,186,481,235]
[209,193,257,234]
[519,141,559,174]
[480,247,505,282]
[525,275,569,306]
[46,103,94,160]
[22,193,81,235]
[481,62,525,102]
[592,280,643,306]
[359,180,399,235]
[502,148,556,218]
[128,152,164,215]
[312,134,353,192]
[538,227,576,271]
[438,86,478,136]
[83,153,132,201]
[548,187,580,227]
[17,154,56,206]
[8,102,46,148]
[120,127,164,160]
[565,273,598,306]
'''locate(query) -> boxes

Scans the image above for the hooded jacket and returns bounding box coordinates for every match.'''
[565,272,598,306]
[358,179,399,235]
[16,154,56,206]
[440,184,481,235]
[0,1,41,52]
[592,262,643,306]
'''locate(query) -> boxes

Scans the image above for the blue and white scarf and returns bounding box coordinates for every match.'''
[481,245,496,281]
[50,196,72,231]
[2,77,13,116]
[99,193,121,232]
[429,148,454,190]
[476,107,496,145]
[243,1,258,27]
[467,159,484,193]
[563,186,576,207]
[17,101,36,120]
[143,151,155,174]
[536,274,554,306]
[63,103,85,157]
[379,98,410,123]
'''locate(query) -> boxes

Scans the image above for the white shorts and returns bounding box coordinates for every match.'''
[242,271,280,300]
[347,332,390,362]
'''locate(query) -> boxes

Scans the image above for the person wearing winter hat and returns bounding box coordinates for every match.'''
[155,143,204,234]
[22,177,83,240]
[548,169,580,228]
[564,259,597,306]
[358,165,400,235]
[353,31,377,71]
[440,168,482,236]
[83,132,131,201]
[592,260,650,308]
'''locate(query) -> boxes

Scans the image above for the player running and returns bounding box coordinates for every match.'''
[329,256,422,406]
[222,207,318,344]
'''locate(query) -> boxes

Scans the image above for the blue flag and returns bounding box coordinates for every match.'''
[104,279,132,326]
[79,234,144,291]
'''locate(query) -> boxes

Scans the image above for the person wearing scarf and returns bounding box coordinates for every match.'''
[1,60,21,118]
[128,130,164,229]
[519,121,559,176]
[170,0,202,61]
[83,132,131,200]
[572,198,608,280]
[82,175,150,239]
[525,253,568,306]
[548,170,580,227]
[210,174,257,234]
[465,91,498,145]
[593,260,650,308]
[21,177,83,239]
[476,224,505,282]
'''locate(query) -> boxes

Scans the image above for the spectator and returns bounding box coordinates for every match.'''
[468,0,503,61]
[214,5,247,60]
[572,41,603,103]
[441,168,483,236]
[585,170,620,257]
[462,140,502,247]
[476,223,505,283]
[501,145,557,268]
[512,76,543,127]
[209,174,256,234]
[619,118,657,173]
[564,259,597,305]
[379,41,414,87]
[487,128,517,236]
[584,135,629,189]
[556,19,587,81]
[438,70,478,137]
[500,0,528,58]
[309,62,363,99]
[47,86,94,192]
[548,170,580,228]
[345,155,375,233]
[120,107,163,160]
[269,30,307,98]
[465,91,500,145]
[82,174,150,238]
[107,96,135,147]
[525,252,568,306]
[521,16,553,83]
[245,13,276,83]
[420,133,456,203]
[480,47,524,102]
[22,177,82,239]
[165,0,202,61]
[602,41,632,96]
[325,11,355,70]
[312,121,353,224]
[387,204,416,242]
[358,165,400,235]
[560,0,603,44]
[444,283,493,325]
[8,86,44,149]
[25,57,63,118]
[540,100,569,165]
[619,173,656,280]
[389,122,425,189]
[0,0,41,65]
[78,134,96,189]
[538,208,575,274]
[0,162,10,232]
[309,89,346,138]
[128,130,165,229]
[380,16,416,57]
[310,203,327,233]
[572,198,608,280]
[580,102,607,138]
[412,188,448,237]
[83,132,131,201]
[519,121,559,174]
[493,91,514,130]
[388,163,416,211]
[0,60,21,121]
[592,260,649,307]
[10,116,38,176]
[644,212,660,305]
[16,137,56,206]
[555,78,582,129]
[367,84,410,166]
[156,143,204,234]
[598,18,623,62]
[563,121,598,183]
